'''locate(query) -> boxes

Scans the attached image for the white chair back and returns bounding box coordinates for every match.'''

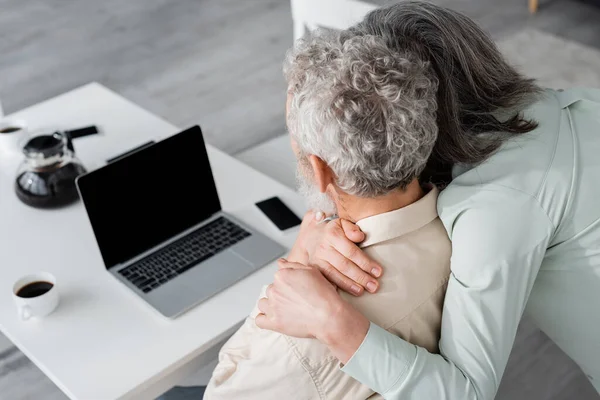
[290,0,377,40]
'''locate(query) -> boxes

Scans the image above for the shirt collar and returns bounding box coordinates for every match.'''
[356,185,439,248]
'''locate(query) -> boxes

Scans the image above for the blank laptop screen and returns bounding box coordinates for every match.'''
[77,126,221,269]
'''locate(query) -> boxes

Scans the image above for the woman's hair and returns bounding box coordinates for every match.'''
[348,1,542,183]
[284,30,439,197]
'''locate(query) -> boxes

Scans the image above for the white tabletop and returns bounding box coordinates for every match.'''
[0,83,305,399]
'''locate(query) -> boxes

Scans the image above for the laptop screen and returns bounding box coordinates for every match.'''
[77,125,221,269]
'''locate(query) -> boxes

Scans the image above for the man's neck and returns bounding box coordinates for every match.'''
[333,179,424,223]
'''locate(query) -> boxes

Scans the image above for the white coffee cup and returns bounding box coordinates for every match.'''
[0,118,28,158]
[12,272,59,321]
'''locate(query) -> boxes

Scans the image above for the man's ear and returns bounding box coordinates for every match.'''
[308,155,335,193]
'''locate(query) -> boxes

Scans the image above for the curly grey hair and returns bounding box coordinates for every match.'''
[349,2,541,184]
[284,29,438,198]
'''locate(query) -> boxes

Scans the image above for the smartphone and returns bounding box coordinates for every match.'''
[256,197,302,231]
[65,125,99,139]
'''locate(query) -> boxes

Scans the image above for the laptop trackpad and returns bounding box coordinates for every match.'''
[181,250,254,300]
[231,235,285,268]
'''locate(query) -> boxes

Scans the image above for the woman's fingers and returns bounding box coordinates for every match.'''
[327,249,379,293]
[256,293,274,330]
[254,313,273,330]
[325,222,382,279]
[277,258,312,270]
[255,262,347,340]
[323,248,379,294]
[315,259,364,296]
[257,297,270,315]
[340,218,366,243]
[265,284,274,299]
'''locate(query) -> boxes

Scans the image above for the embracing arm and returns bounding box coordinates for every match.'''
[326,189,554,399]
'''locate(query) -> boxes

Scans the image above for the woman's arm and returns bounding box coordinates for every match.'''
[259,188,554,399]
[334,189,553,398]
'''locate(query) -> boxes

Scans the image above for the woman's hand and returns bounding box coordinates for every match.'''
[255,259,370,363]
[288,211,382,296]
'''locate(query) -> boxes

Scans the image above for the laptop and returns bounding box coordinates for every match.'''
[76,125,286,318]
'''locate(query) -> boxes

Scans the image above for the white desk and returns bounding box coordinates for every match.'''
[0,83,305,400]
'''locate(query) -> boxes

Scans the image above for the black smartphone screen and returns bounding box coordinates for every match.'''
[66,125,99,139]
[256,197,302,230]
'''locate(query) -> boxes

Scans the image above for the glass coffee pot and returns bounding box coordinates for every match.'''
[15,131,87,208]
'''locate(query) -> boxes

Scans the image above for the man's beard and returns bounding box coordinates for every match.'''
[295,165,337,216]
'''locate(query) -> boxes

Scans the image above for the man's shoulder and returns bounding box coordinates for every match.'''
[363,216,451,277]
[345,229,450,336]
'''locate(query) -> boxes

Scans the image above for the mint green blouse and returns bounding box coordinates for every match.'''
[341,88,600,398]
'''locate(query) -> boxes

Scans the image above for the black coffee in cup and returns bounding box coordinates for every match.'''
[0,126,21,134]
[16,281,54,298]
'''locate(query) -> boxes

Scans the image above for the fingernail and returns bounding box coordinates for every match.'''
[371,267,381,278]
[366,281,377,293]
[278,258,287,263]
[350,284,362,294]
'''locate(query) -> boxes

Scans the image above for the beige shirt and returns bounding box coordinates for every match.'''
[205,187,451,399]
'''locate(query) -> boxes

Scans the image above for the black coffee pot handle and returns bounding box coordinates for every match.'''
[62,131,75,153]
[62,126,99,154]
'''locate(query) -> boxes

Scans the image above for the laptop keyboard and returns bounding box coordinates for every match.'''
[119,216,251,294]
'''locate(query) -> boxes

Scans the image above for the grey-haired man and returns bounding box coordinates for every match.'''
[198,30,451,400]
